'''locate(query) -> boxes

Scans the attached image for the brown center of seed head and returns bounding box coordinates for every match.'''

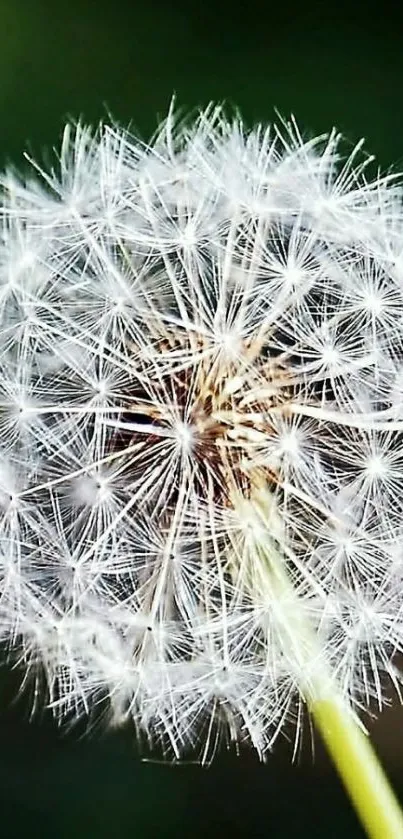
[119,329,291,509]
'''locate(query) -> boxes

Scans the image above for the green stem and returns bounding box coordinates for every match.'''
[312,696,403,839]
[232,485,403,839]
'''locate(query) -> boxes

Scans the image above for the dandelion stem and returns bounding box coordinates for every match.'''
[311,696,403,839]
[234,482,403,839]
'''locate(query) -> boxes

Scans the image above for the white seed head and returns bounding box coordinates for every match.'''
[1,104,403,760]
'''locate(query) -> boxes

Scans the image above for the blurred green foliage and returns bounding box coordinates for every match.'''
[1,0,403,167]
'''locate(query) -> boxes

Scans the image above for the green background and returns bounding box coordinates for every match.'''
[3,0,403,168]
[1,0,403,836]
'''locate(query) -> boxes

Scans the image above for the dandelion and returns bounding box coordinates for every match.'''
[1,103,403,836]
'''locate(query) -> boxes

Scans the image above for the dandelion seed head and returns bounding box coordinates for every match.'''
[1,104,403,760]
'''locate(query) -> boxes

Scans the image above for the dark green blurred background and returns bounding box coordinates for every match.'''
[1,0,403,836]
